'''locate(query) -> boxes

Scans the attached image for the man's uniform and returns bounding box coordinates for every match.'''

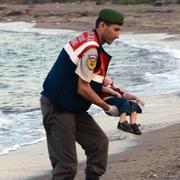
[40,8,124,180]
[41,30,111,179]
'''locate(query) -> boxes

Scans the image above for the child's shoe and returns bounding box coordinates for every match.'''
[117,121,133,133]
[131,123,142,135]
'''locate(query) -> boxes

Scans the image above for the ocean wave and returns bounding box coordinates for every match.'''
[120,33,180,59]
[0,21,75,35]
[0,109,45,156]
[0,137,46,156]
[170,49,180,59]
[0,107,40,114]
[0,112,11,128]
[0,144,20,156]
[144,70,180,85]
[145,72,174,81]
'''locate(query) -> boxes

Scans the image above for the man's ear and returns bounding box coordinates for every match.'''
[99,21,106,29]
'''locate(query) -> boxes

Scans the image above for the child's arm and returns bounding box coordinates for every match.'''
[101,86,121,97]
[122,92,145,106]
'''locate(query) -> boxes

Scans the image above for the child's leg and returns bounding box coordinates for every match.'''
[130,111,137,124]
[130,111,142,135]
[105,98,133,133]
[119,112,126,123]
[117,112,133,133]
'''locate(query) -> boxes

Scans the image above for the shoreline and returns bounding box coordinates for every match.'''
[0,2,180,179]
[1,121,179,180]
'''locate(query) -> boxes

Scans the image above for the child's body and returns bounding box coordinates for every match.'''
[101,77,145,135]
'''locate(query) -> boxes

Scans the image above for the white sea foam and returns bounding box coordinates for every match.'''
[0,21,75,35]
[145,72,176,81]
[0,144,20,155]
[0,112,11,128]
[143,69,180,94]
[0,137,46,156]
[120,32,180,57]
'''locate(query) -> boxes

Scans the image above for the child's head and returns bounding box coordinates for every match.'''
[103,77,113,86]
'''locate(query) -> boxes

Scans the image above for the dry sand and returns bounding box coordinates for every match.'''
[0,2,180,33]
[0,2,180,180]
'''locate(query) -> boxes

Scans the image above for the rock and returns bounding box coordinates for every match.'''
[6,10,24,16]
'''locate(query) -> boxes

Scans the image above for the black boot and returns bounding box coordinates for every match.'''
[85,173,100,180]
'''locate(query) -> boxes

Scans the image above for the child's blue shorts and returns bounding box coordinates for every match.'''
[105,97,142,116]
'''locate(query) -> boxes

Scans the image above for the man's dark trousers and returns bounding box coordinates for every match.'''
[40,95,109,179]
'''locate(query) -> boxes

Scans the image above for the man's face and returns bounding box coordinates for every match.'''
[103,24,122,44]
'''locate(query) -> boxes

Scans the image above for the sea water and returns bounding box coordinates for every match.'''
[0,22,180,156]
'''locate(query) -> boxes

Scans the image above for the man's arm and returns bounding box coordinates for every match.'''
[75,48,119,116]
[75,48,110,110]
[77,77,110,111]
[102,86,122,97]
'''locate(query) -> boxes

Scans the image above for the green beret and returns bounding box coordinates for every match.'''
[99,8,124,25]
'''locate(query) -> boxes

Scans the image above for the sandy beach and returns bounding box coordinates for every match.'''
[0,93,180,179]
[0,1,180,180]
[0,2,180,33]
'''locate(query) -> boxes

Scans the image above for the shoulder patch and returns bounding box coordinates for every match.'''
[86,54,97,70]
[88,31,95,41]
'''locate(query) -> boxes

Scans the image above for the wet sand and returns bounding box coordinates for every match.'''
[31,123,180,180]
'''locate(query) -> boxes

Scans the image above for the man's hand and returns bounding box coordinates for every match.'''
[105,105,119,117]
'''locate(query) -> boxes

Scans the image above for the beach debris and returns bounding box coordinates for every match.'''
[154,0,172,6]
[6,10,25,16]
[141,169,159,178]
[0,5,7,11]
[108,134,126,141]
